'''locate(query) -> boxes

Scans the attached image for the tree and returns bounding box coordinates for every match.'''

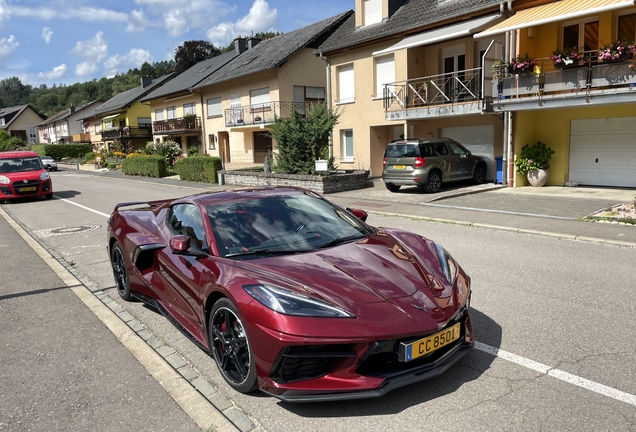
[269,101,340,175]
[174,40,221,74]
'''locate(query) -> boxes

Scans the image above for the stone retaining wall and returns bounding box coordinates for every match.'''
[222,170,368,194]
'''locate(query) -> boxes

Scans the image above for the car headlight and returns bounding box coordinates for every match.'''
[243,284,355,318]
[40,172,50,181]
[434,243,458,283]
[0,175,9,185]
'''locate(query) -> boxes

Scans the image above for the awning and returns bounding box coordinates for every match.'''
[372,14,502,56]
[100,112,122,120]
[475,0,635,38]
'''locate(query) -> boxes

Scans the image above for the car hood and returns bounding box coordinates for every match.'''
[235,229,458,320]
[1,170,45,181]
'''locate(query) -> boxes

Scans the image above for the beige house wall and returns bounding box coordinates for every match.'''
[6,108,44,142]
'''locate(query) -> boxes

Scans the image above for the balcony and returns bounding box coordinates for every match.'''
[153,116,202,134]
[492,58,636,111]
[383,68,493,121]
[101,126,153,140]
[224,102,318,128]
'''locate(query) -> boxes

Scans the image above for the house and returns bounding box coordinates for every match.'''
[37,100,104,144]
[191,11,353,170]
[140,46,244,155]
[93,74,176,152]
[77,103,106,151]
[0,105,47,144]
[314,0,507,180]
[475,0,636,188]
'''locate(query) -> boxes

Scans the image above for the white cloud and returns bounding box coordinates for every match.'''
[75,61,98,77]
[164,9,188,37]
[37,64,67,80]
[104,48,153,75]
[61,7,128,22]
[6,5,57,20]
[0,35,19,64]
[206,0,277,47]
[126,9,146,32]
[42,27,53,44]
[0,0,11,28]
[71,31,108,63]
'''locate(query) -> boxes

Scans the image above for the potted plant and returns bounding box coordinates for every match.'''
[508,53,537,74]
[514,140,555,187]
[550,46,585,68]
[598,40,636,63]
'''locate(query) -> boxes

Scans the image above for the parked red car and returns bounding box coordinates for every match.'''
[107,187,473,402]
[0,150,53,202]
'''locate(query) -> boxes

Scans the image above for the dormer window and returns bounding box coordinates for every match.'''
[364,0,382,26]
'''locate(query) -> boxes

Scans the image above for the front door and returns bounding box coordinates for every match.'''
[442,46,466,102]
[253,132,272,163]
[218,131,230,163]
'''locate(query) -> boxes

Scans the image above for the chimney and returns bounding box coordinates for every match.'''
[234,36,247,54]
[141,76,152,88]
[70,104,75,114]
[247,37,261,50]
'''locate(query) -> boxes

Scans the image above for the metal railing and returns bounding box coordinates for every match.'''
[224,101,320,127]
[152,116,201,133]
[101,126,152,140]
[383,67,484,111]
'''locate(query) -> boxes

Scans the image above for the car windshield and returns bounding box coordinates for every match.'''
[207,192,373,259]
[0,157,43,173]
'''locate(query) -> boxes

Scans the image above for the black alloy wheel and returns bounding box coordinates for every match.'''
[473,165,487,184]
[425,171,442,193]
[111,242,133,301]
[385,182,401,192]
[209,298,258,393]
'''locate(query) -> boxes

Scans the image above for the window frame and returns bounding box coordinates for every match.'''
[206,97,222,118]
[561,17,599,51]
[155,108,164,121]
[337,63,355,104]
[375,54,395,98]
[183,102,196,116]
[341,129,354,162]
[167,106,176,120]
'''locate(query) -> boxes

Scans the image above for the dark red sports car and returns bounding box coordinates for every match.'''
[107,186,473,402]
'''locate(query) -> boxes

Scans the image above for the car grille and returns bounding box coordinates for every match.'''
[270,344,356,384]
[355,311,466,377]
[12,180,40,196]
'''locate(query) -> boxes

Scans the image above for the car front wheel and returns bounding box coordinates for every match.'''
[209,298,258,393]
[424,171,442,193]
[473,165,486,184]
[111,241,133,301]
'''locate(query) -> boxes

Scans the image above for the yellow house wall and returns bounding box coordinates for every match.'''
[123,102,151,127]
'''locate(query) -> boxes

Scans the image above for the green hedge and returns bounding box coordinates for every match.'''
[122,155,167,178]
[31,143,91,160]
[174,156,223,183]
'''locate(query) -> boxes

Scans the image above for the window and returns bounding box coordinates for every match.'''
[250,87,270,109]
[183,102,196,116]
[293,86,325,102]
[0,118,5,126]
[207,97,222,117]
[563,19,598,51]
[338,64,355,104]
[104,121,113,129]
[167,204,208,252]
[138,117,151,127]
[167,106,176,119]
[95,124,101,133]
[375,54,395,98]
[341,129,354,161]
[364,0,382,26]
[618,12,636,41]
[28,126,37,143]
[155,109,164,121]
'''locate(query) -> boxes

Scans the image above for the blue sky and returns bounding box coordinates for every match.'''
[0,0,348,88]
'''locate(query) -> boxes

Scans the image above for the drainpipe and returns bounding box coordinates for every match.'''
[319,52,333,159]
[190,89,207,155]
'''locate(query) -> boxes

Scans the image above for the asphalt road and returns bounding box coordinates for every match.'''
[1,171,635,432]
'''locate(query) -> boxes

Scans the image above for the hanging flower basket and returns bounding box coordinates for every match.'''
[508,53,537,75]
[598,40,636,63]
[550,47,585,68]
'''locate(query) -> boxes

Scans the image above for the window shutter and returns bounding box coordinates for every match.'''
[207,98,222,117]
[155,109,164,121]
[250,88,270,108]
[365,0,382,26]
[306,87,325,99]
[375,55,395,97]
[338,64,355,103]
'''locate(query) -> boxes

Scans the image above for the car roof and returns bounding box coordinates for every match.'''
[388,137,456,145]
[179,186,312,207]
[0,150,39,159]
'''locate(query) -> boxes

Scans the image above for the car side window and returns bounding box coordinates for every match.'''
[168,204,208,252]
[434,144,449,155]
[448,142,467,155]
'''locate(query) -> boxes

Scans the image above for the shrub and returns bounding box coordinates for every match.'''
[515,141,555,175]
[151,140,182,166]
[187,146,199,157]
[84,151,96,161]
[122,155,167,177]
[174,155,223,183]
[30,143,91,160]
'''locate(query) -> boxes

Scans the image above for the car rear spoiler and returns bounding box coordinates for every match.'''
[113,199,171,212]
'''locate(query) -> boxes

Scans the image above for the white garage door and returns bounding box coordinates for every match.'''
[569,118,636,187]
[442,125,495,181]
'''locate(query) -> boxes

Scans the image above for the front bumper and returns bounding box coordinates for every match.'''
[0,180,52,199]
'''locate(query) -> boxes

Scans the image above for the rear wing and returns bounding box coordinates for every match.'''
[113,198,172,213]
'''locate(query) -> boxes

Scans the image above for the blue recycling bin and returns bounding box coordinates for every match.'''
[495,156,503,184]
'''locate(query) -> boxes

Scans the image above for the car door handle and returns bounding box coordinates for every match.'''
[595,158,598,163]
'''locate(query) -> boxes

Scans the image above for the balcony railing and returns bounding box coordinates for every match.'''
[492,57,636,107]
[224,101,319,127]
[383,67,487,111]
[101,126,153,140]
[153,116,202,133]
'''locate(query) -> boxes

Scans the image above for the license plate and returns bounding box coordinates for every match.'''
[393,165,406,170]
[19,186,37,192]
[400,323,461,362]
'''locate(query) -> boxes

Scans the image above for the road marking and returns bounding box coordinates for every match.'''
[419,203,576,220]
[56,197,110,218]
[476,342,636,407]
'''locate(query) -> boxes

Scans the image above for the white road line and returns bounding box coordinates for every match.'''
[476,342,636,407]
[56,197,110,218]
[49,198,636,408]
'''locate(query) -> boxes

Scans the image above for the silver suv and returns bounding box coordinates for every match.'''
[382,138,487,193]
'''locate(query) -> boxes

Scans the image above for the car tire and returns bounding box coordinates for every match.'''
[424,171,442,193]
[385,182,401,192]
[209,298,258,394]
[110,241,133,301]
[473,164,486,184]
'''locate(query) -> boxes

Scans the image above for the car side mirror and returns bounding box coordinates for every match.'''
[170,235,208,258]
[347,208,368,222]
